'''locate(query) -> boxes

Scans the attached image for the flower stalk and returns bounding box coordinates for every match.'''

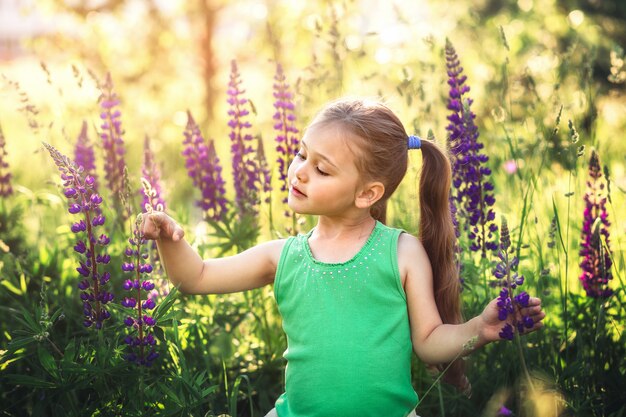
[98,72,128,220]
[445,39,497,257]
[273,63,299,219]
[579,150,613,298]
[44,142,113,329]
[74,120,98,192]
[182,111,228,221]
[121,214,159,366]
[141,135,165,213]
[493,217,535,340]
[0,121,13,197]
[227,60,263,218]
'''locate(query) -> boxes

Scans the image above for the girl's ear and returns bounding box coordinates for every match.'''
[355,181,385,209]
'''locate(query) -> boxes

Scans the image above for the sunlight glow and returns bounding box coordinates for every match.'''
[517,0,533,12]
[250,2,268,20]
[374,47,392,64]
[173,111,187,127]
[345,34,362,51]
[568,10,585,28]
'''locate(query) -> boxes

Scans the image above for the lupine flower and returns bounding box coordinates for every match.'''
[44,143,113,329]
[445,39,497,257]
[492,217,534,340]
[121,215,159,366]
[141,135,165,213]
[0,122,13,197]
[498,406,513,416]
[182,111,228,221]
[74,120,98,191]
[273,63,299,215]
[579,150,613,298]
[98,72,127,215]
[139,177,170,301]
[227,59,261,217]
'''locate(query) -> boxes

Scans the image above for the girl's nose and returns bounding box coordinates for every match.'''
[294,164,307,182]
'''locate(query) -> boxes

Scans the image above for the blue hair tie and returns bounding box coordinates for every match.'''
[407,135,421,150]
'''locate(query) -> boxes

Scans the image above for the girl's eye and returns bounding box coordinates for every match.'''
[316,167,329,176]
[295,152,306,160]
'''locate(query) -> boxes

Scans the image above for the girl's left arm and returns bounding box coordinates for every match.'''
[399,233,545,365]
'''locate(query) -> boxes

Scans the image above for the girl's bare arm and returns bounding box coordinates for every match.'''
[142,212,285,295]
[399,233,545,364]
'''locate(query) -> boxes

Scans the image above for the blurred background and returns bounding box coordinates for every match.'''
[1,0,625,196]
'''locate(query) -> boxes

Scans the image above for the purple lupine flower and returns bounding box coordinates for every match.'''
[227,59,261,217]
[0,122,13,197]
[121,216,159,366]
[141,135,165,213]
[74,120,98,192]
[98,72,127,214]
[445,39,497,257]
[43,142,114,330]
[492,217,535,340]
[182,111,228,221]
[273,63,299,216]
[497,406,513,416]
[579,150,613,298]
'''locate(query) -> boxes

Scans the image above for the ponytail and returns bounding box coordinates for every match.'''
[418,139,467,393]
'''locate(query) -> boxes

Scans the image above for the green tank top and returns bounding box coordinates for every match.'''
[273,221,418,417]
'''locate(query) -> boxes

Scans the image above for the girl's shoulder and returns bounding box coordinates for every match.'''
[397,232,431,284]
[256,238,288,268]
[397,231,424,253]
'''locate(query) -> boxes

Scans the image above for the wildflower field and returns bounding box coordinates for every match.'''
[0,1,625,416]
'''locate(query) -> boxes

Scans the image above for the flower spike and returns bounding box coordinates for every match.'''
[44,142,113,330]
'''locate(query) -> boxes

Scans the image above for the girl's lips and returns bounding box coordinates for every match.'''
[290,186,306,197]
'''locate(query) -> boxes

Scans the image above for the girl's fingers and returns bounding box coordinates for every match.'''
[141,212,184,241]
[140,213,159,239]
[171,222,184,241]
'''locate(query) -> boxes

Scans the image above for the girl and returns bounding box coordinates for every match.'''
[142,98,545,417]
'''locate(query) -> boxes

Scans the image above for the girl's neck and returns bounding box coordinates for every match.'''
[312,214,376,242]
[307,215,376,264]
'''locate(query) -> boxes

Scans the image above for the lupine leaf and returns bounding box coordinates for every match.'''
[37,345,58,379]
[153,285,179,322]
[3,373,55,388]
[158,382,183,406]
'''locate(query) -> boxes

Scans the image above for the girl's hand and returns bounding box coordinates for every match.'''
[478,296,546,344]
[141,212,185,242]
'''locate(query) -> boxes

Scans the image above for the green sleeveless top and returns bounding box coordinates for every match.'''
[273,221,418,417]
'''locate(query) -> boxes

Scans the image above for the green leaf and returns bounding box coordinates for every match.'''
[154,286,179,322]
[158,381,183,406]
[229,374,251,417]
[7,336,36,351]
[37,345,58,379]
[3,373,55,388]
[16,306,41,332]
[0,279,23,295]
[49,308,64,323]
[201,385,218,397]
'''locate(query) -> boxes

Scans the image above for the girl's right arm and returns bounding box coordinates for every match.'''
[142,212,285,295]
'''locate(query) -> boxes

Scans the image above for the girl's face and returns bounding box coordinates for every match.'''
[287,123,366,217]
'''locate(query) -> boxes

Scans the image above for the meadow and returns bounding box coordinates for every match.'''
[0,1,625,416]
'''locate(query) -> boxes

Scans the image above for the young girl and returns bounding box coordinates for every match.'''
[142,98,545,417]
